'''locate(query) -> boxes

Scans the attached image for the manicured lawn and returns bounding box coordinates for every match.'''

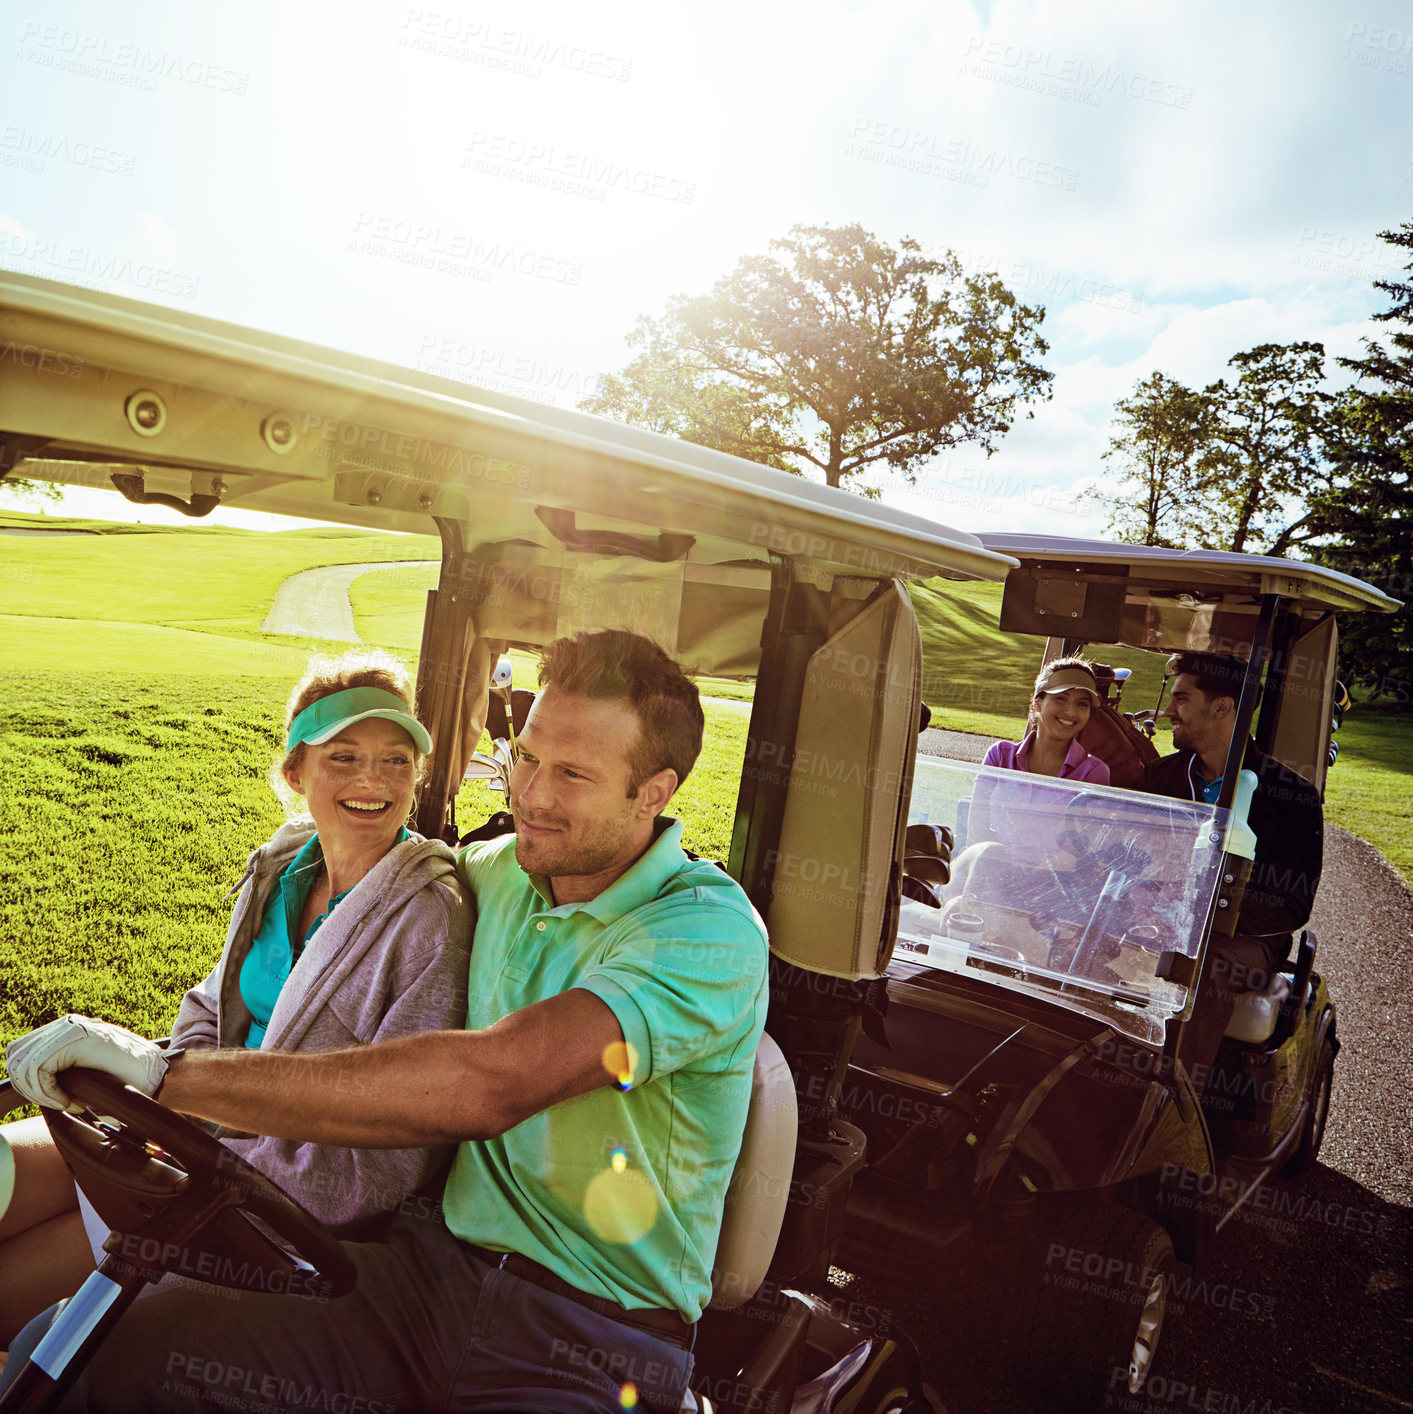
[1322,711,1413,883]
[0,616,318,676]
[0,674,289,1050]
[350,561,439,650]
[2,511,439,674]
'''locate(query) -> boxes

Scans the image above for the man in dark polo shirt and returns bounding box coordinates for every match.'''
[1140,652,1323,1096]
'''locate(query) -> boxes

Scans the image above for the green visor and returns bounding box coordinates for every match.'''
[287,687,433,754]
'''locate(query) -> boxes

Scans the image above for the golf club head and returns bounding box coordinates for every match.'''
[464,753,509,791]
[485,689,536,742]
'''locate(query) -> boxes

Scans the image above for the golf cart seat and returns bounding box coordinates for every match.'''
[684,1034,809,1414]
[708,1032,797,1309]
[1222,929,1318,1046]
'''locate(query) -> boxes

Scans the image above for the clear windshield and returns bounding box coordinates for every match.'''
[898,758,1228,1045]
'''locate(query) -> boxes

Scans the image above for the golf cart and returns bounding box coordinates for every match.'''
[0,269,1027,1412]
[834,535,1398,1411]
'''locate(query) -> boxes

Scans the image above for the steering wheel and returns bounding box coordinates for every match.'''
[45,1068,356,1298]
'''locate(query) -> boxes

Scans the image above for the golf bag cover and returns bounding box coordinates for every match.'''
[1077,668,1160,788]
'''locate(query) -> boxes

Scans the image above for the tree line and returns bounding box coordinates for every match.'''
[583,219,1410,703]
[1087,220,1412,700]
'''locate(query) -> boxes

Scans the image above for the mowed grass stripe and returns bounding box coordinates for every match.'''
[0,675,289,1048]
[3,517,439,633]
[351,562,441,650]
[0,617,318,676]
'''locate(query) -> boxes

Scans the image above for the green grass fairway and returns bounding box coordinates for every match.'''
[351,562,440,650]
[1323,712,1413,883]
[1,616,317,676]
[0,674,289,1048]
[3,511,439,673]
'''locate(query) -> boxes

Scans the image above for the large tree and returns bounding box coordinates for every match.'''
[1200,341,1330,555]
[0,471,62,508]
[1308,221,1413,700]
[1086,372,1215,547]
[580,223,1053,492]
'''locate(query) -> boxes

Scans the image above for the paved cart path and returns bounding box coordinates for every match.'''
[848,728,1413,1414]
[261,560,436,641]
[918,726,990,763]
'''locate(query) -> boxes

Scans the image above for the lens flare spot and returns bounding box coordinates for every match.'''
[583,1158,658,1244]
[602,1040,638,1091]
[619,1382,638,1409]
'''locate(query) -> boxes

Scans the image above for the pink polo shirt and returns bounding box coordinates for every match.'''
[982,733,1112,784]
[974,734,1111,863]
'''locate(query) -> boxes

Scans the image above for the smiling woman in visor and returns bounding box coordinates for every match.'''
[983,657,1111,785]
[0,651,472,1342]
[956,658,1113,885]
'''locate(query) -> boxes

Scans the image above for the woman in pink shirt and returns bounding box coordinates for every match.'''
[969,659,1111,866]
[982,658,1112,784]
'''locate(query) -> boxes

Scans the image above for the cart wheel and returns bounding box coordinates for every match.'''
[1018,1206,1175,1414]
[1286,1039,1334,1175]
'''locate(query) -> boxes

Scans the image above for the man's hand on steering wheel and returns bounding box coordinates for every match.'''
[5,1015,172,1113]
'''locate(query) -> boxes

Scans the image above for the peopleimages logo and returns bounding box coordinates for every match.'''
[0,231,200,299]
[349,212,582,286]
[845,118,1079,191]
[0,125,137,176]
[957,36,1193,108]
[463,133,696,204]
[15,21,250,93]
[398,9,632,81]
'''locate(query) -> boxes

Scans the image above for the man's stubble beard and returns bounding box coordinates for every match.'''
[513,817,629,880]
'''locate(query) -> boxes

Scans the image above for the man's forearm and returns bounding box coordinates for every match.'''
[160,1033,500,1147]
[156,990,623,1148]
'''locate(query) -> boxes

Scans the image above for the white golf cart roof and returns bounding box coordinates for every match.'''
[978,533,1401,616]
[0,271,1014,591]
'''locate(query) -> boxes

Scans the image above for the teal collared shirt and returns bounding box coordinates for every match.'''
[444,818,768,1321]
[1188,757,1225,805]
[239,827,409,1048]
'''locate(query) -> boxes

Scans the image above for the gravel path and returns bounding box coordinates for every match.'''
[260,560,436,641]
[918,726,991,763]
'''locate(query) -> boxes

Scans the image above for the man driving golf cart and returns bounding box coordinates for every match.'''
[839,532,1396,1413]
[6,629,768,1413]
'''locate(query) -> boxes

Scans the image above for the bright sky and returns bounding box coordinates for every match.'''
[2,0,1407,538]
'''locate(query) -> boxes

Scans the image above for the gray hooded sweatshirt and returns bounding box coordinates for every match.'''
[170,818,473,1231]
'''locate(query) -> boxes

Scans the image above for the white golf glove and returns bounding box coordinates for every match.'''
[5,1015,169,1113]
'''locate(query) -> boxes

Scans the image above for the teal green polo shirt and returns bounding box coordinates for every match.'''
[239,828,408,1048]
[444,818,768,1321]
